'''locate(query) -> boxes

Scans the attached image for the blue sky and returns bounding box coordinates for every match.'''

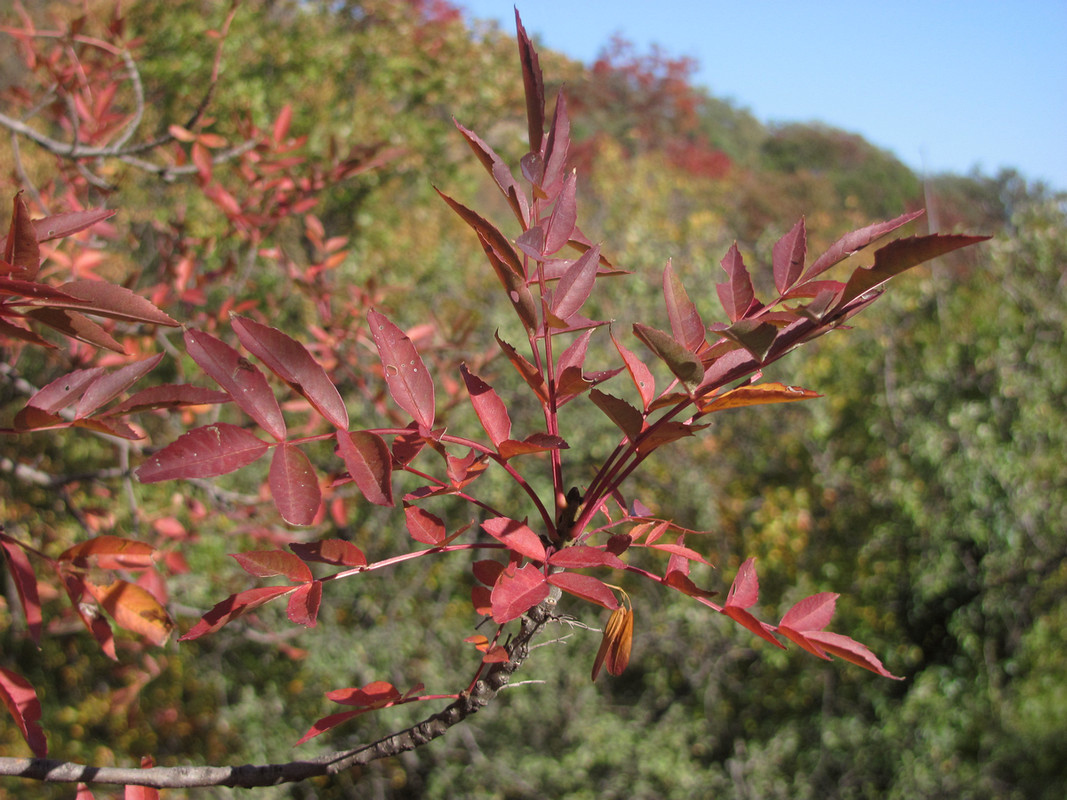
[458,1,1067,191]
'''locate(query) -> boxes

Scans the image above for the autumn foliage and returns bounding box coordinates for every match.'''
[0,4,989,794]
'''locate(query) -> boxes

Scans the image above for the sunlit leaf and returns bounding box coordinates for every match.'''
[269,443,321,526]
[232,315,349,430]
[136,423,269,483]
[289,539,366,567]
[184,329,286,441]
[547,571,619,609]
[179,586,295,641]
[367,309,435,430]
[461,364,511,447]
[405,505,447,546]
[482,517,546,562]
[336,430,393,506]
[59,536,156,570]
[772,217,807,294]
[716,243,757,322]
[663,260,705,352]
[802,209,925,282]
[491,562,549,623]
[88,579,174,646]
[550,244,600,322]
[231,550,312,582]
[700,381,821,413]
[286,580,322,627]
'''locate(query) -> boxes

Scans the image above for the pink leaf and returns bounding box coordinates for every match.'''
[779,592,839,632]
[460,364,511,447]
[367,310,435,430]
[286,580,322,627]
[722,605,786,649]
[405,505,447,546]
[136,423,269,482]
[336,430,393,506]
[269,444,321,526]
[491,563,549,623]
[725,557,760,609]
[289,539,366,567]
[184,329,286,441]
[482,517,547,562]
[803,631,903,679]
[231,315,349,430]
[547,571,618,609]
[472,559,505,586]
[547,545,626,570]
[179,585,295,640]
[231,550,312,582]
[550,244,599,322]
[716,243,757,322]
[0,667,46,757]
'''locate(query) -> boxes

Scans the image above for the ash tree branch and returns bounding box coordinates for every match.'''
[0,601,556,790]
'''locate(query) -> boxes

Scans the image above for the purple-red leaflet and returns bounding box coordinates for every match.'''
[481,517,546,562]
[180,585,295,641]
[4,193,40,278]
[231,315,349,430]
[75,353,164,419]
[547,545,626,570]
[800,631,902,679]
[611,329,655,409]
[289,539,366,567]
[231,550,313,582]
[52,280,178,327]
[405,505,447,545]
[543,170,577,254]
[472,559,505,586]
[0,666,46,757]
[367,309,435,430]
[632,323,703,390]
[663,260,705,352]
[136,423,269,483]
[550,243,600,322]
[547,572,618,609]
[460,364,511,447]
[105,383,231,415]
[716,243,757,322]
[772,218,807,295]
[269,443,321,526]
[0,533,42,644]
[286,580,322,627]
[491,563,549,623]
[31,206,116,243]
[336,430,393,506]
[184,328,286,441]
[589,389,643,442]
[515,8,545,155]
[22,366,105,415]
[802,209,924,282]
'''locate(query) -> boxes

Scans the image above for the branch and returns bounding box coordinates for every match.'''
[0,601,556,790]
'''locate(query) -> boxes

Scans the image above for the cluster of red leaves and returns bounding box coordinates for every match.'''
[0,5,990,769]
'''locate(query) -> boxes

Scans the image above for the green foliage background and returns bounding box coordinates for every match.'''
[1,1,1064,798]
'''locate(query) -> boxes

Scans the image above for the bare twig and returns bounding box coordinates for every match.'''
[0,600,556,790]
